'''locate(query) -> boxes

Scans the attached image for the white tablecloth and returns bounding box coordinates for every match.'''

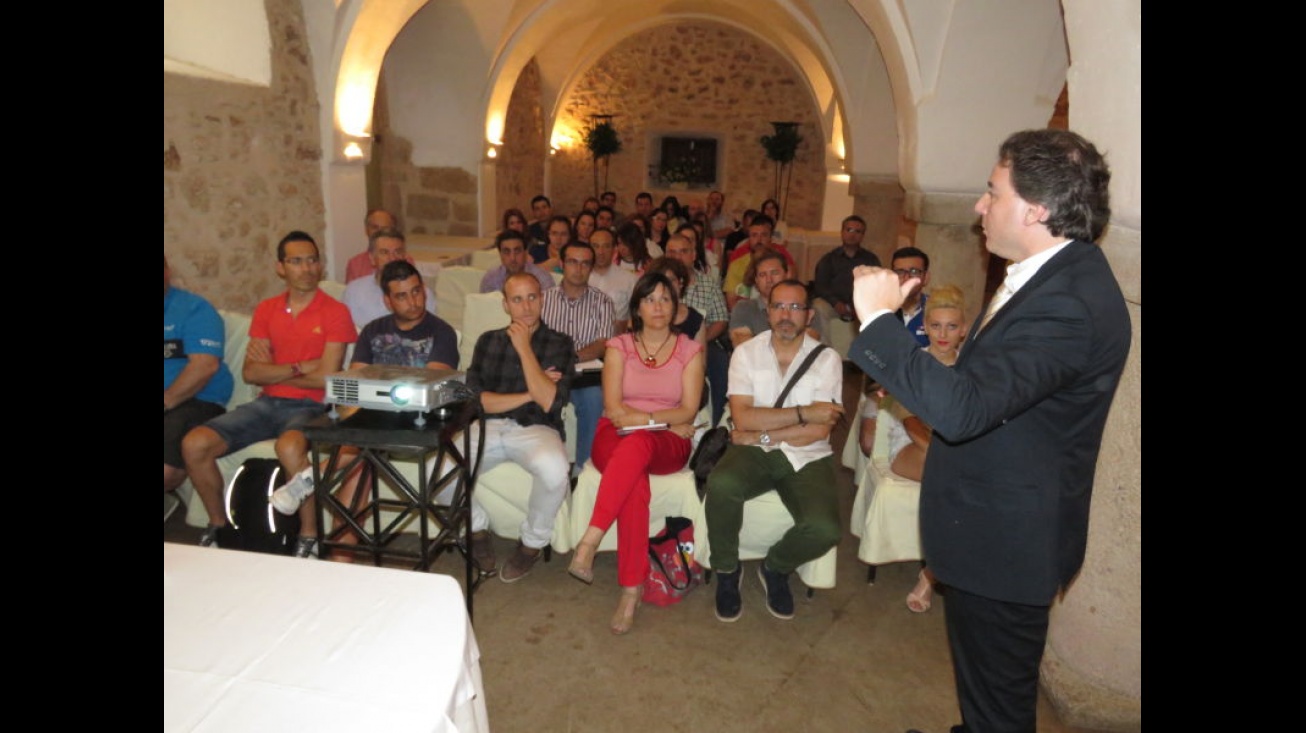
[163,544,489,733]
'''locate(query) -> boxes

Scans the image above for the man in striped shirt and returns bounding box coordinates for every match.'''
[541,241,615,476]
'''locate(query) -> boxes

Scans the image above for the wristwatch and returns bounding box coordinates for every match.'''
[758,431,772,446]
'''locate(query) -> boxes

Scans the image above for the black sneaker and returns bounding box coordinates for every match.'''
[198,525,223,548]
[293,536,321,558]
[714,568,743,622]
[757,563,794,620]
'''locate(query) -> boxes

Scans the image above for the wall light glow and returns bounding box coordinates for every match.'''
[337,81,375,138]
[486,113,505,146]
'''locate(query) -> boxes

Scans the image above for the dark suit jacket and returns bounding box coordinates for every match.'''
[850,241,1130,605]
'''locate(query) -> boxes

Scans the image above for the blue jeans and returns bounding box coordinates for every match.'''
[571,385,603,471]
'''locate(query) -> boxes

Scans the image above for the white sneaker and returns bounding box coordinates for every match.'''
[269,467,315,515]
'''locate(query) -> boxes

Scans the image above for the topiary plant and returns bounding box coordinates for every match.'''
[760,122,802,220]
[585,120,623,195]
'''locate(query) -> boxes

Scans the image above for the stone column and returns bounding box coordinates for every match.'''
[1040,224,1142,732]
[903,190,988,312]
[849,175,905,264]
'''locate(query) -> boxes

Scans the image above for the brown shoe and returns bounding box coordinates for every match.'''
[471,531,497,574]
[499,543,541,583]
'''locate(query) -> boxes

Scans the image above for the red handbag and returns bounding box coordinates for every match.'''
[643,516,705,606]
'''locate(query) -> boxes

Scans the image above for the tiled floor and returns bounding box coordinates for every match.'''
[164,362,1104,733]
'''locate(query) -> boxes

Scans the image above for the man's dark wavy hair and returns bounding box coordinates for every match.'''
[999,129,1111,242]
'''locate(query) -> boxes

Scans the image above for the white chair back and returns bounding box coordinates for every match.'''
[470,249,502,270]
[433,266,486,333]
[459,291,510,369]
[849,395,923,566]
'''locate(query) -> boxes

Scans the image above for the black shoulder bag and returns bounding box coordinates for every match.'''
[689,344,830,498]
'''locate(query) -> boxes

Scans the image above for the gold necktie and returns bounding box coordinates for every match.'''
[979,281,1014,332]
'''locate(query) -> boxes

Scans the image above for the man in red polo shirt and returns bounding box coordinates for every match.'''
[181,231,356,557]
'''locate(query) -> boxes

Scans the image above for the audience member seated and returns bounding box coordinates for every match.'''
[529,215,573,273]
[759,198,789,244]
[729,248,828,347]
[479,229,557,294]
[705,189,734,244]
[633,191,656,222]
[540,241,615,477]
[181,231,356,557]
[501,208,528,238]
[666,230,729,425]
[566,272,705,635]
[648,208,671,258]
[812,215,881,324]
[890,246,933,347]
[723,215,795,310]
[857,284,967,612]
[164,256,234,517]
[658,195,686,231]
[459,273,575,582]
[319,260,459,561]
[345,209,410,283]
[573,210,598,244]
[721,208,758,264]
[342,227,436,331]
[526,194,552,248]
[705,279,843,622]
[614,220,651,273]
[586,228,636,336]
[644,255,706,348]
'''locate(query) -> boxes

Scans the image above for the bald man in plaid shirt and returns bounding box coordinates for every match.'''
[462,272,576,582]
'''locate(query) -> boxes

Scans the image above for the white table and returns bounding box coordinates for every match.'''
[164,544,489,733]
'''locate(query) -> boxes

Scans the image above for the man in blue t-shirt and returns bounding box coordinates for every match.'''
[164,257,234,511]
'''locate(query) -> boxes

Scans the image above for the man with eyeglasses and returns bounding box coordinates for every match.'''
[813,215,881,323]
[705,279,845,623]
[541,241,615,475]
[890,246,932,346]
[182,230,357,557]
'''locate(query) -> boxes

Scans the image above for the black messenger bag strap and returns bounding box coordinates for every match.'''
[773,344,830,408]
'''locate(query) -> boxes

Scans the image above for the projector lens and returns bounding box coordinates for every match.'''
[390,384,413,405]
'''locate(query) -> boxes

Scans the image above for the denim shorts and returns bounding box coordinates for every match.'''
[203,395,326,455]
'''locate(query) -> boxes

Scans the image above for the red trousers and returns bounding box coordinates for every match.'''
[588,417,692,587]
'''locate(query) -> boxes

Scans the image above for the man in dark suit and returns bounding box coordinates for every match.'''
[849,129,1130,733]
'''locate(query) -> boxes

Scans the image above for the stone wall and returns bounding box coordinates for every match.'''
[547,21,826,226]
[163,0,324,313]
[495,60,547,222]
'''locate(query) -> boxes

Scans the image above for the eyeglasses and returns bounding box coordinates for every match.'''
[563,258,593,268]
[894,267,927,278]
[768,302,809,313]
[283,256,320,266]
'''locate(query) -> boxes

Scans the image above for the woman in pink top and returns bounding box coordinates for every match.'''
[567,272,705,635]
